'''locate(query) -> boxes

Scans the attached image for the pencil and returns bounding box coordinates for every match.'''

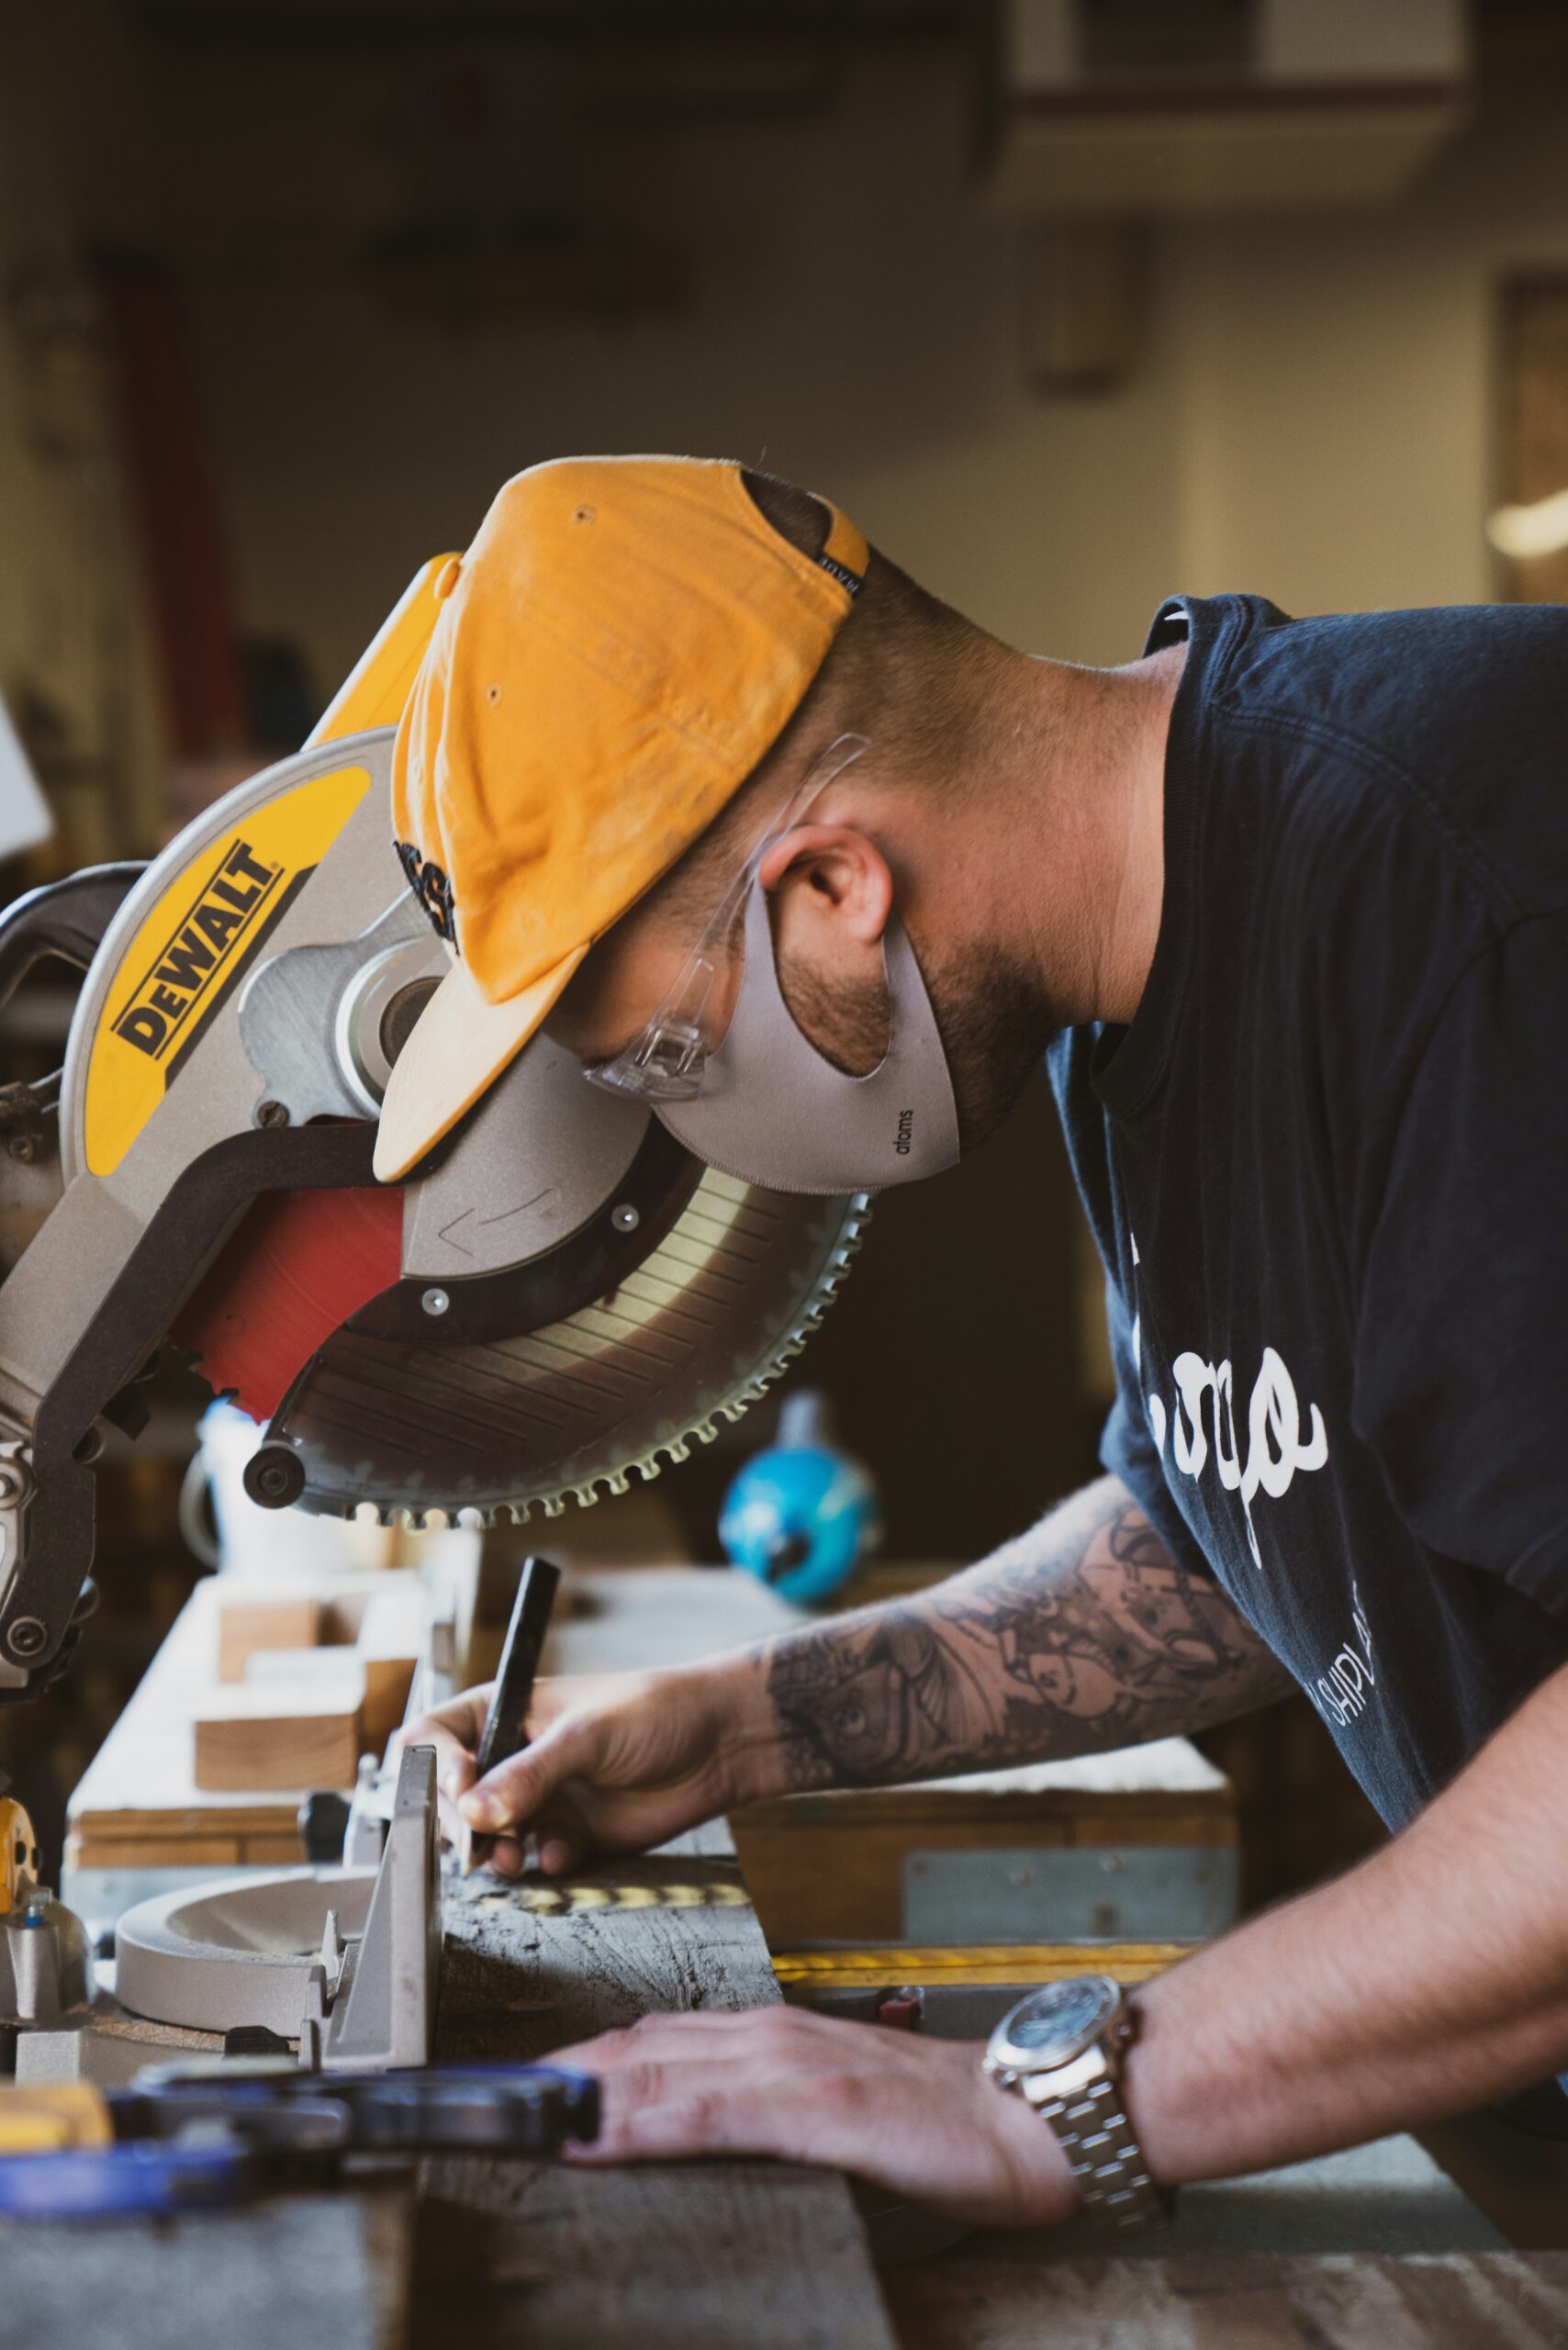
[457,1554,563,1877]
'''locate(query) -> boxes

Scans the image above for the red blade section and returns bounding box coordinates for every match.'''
[174,1185,404,1421]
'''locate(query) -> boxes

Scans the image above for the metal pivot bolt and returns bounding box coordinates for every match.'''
[6,1616,47,1659]
[242,1445,307,1510]
[421,1287,450,1316]
[610,1203,640,1233]
[0,1457,32,1507]
[254,1099,290,1129]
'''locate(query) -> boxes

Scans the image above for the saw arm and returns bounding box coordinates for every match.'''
[0,728,868,1703]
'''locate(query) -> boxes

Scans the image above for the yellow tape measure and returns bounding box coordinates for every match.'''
[771,1942,1189,1989]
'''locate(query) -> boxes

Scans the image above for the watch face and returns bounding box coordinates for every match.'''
[990,1977,1120,2072]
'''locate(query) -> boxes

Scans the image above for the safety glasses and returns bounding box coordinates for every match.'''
[586,733,868,1103]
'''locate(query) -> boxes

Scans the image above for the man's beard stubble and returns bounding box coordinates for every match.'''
[927,939,1054,1151]
[780,932,1054,1156]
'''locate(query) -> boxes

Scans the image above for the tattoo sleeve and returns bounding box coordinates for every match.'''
[761,1474,1295,1792]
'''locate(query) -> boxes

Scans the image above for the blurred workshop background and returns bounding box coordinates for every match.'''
[0,0,1561,1894]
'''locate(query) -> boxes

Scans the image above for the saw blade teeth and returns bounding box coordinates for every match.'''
[329,1192,874,1534]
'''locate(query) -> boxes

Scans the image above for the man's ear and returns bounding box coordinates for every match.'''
[757,824,894,945]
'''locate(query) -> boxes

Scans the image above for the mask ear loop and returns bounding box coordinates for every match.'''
[587,732,869,1102]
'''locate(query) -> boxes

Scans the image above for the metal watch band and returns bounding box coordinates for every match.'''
[1028,2071,1169,2233]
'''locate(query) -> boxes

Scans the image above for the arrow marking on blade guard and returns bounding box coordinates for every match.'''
[438,1190,556,1256]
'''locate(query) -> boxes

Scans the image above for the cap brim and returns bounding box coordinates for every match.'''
[373,945,588,1182]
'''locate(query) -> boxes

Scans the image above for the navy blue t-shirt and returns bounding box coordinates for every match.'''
[1048,592,1568,1832]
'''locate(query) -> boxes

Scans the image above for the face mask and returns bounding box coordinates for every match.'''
[654,880,961,1195]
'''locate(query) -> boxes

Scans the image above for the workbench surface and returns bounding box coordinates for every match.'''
[15,1560,1568,2348]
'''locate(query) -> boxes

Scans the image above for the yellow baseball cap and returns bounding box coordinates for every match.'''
[374,454,868,1182]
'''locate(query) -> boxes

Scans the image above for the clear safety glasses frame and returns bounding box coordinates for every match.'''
[585,732,869,1104]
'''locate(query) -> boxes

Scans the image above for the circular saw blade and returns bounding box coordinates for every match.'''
[269,1169,868,1527]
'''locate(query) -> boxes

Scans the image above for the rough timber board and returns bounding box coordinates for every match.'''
[421,1839,898,2350]
[881,2252,1568,2350]
[0,2188,409,2350]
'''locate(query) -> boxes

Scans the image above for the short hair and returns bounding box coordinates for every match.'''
[646,468,1004,934]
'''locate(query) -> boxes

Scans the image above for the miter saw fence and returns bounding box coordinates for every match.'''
[8,1743,440,2086]
[0,1748,600,2215]
[0,722,868,1701]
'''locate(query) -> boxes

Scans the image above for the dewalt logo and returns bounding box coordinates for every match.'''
[85,761,371,1176]
[113,839,285,1061]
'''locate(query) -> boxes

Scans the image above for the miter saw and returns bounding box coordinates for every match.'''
[0,556,868,1706]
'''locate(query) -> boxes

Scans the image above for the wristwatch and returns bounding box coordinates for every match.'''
[983,1975,1170,2234]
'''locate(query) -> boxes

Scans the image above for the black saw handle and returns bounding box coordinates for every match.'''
[0,863,146,1011]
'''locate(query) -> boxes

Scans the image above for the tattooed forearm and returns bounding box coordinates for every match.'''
[762,1475,1294,1792]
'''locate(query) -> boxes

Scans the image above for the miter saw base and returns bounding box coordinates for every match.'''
[13,1746,440,2087]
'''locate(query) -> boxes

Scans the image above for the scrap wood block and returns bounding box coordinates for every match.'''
[217,1590,322,1683]
[356,1583,427,1749]
[194,1676,365,1793]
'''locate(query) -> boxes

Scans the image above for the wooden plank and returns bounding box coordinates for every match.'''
[244,1646,368,1695]
[0,2188,411,2350]
[49,1561,891,2349]
[881,2253,1568,2350]
[66,1833,245,1869]
[193,1680,364,1793]
[541,1563,809,1676]
[545,1577,1230,1813]
[72,1801,300,1842]
[422,1838,898,2348]
[420,1565,893,2344]
[735,1808,1062,1945]
[217,1592,321,1683]
[1421,2109,1568,2250]
[240,1831,308,1864]
[733,1744,1236,1948]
